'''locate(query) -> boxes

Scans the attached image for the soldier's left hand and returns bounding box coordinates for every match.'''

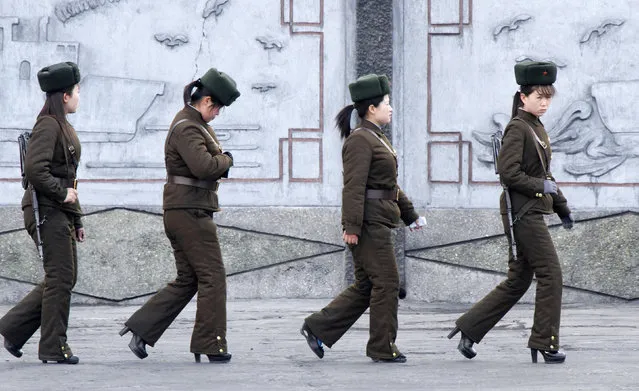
[76,227,86,242]
[560,214,574,230]
[409,216,427,231]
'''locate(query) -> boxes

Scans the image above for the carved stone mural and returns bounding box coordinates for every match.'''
[0,0,339,206]
[401,0,639,209]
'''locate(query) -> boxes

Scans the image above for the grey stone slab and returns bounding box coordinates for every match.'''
[214,207,343,246]
[1,300,639,390]
[0,208,344,302]
[0,206,24,232]
[227,252,344,299]
[407,212,639,299]
[405,257,622,304]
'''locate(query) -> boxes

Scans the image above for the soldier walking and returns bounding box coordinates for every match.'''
[448,61,574,364]
[0,62,84,364]
[119,68,239,364]
[301,74,425,363]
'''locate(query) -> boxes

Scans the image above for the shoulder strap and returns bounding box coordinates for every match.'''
[512,117,548,174]
[354,127,397,158]
[165,119,221,150]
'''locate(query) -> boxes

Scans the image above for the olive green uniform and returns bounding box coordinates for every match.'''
[305,120,418,360]
[0,116,82,361]
[455,109,570,351]
[124,105,232,355]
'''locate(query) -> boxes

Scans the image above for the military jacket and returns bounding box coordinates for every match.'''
[163,105,232,212]
[21,115,83,227]
[341,120,419,235]
[498,109,570,218]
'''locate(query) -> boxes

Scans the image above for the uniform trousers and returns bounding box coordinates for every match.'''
[125,208,228,355]
[455,212,563,350]
[305,221,402,359]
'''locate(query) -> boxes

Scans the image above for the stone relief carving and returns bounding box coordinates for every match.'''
[252,83,277,93]
[473,91,639,178]
[202,0,230,19]
[580,19,625,44]
[154,33,189,48]
[493,14,532,38]
[256,36,284,51]
[515,55,567,68]
[54,0,122,23]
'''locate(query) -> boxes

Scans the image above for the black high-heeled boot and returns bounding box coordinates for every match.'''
[531,348,566,364]
[447,326,477,359]
[119,326,148,359]
[194,353,232,363]
[42,355,79,364]
[300,322,324,359]
[4,338,23,358]
[371,353,407,363]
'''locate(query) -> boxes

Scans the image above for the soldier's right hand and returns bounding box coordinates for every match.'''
[64,188,78,203]
[342,231,359,245]
[543,180,558,194]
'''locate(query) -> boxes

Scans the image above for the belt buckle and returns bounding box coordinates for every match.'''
[395,189,399,201]
[73,179,78,190]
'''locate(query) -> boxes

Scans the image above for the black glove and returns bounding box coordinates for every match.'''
[560,214,574,230]
[223,151,234,167]
[543,179,558,194]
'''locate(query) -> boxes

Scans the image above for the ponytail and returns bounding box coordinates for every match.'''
[334,95,385,140]
[183,80,200,105]
[335,104,355,139]
[510,90,522,119]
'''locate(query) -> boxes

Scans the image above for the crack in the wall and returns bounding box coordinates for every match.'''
[192,17,207,80]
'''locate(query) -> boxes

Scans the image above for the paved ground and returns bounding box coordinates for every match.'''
[1,299,638,390]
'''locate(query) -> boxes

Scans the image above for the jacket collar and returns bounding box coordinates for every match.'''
[183,104,208,126]
[359,119,384,134]
[516,108,543,127]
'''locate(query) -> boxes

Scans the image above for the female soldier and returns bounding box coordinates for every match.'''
[119,68,239,364]
[301,74,424,363]
[448,61,574,364]
[0,62,84,364]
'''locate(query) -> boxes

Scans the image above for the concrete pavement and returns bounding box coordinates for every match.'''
[1,299,638,390]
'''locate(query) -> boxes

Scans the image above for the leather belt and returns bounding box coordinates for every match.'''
[167,175,219,191]
[53,177,77,189]
[365,188,399,201]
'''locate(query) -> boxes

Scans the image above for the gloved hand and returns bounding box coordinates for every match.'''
[543,179,558,194]
[560,214,574,230]
[223,151,234,167]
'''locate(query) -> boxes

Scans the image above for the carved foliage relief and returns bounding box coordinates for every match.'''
[428,1,638,188]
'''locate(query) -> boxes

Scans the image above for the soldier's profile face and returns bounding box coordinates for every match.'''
[369,94,392,126]
[520,90,552,117]
[200,97,223,122]
[63,84,80,114]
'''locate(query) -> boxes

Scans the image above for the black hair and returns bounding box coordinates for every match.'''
[334,95,385,139]
[38,84,79,146]
[183,80,223,107]
[511,84,556,118]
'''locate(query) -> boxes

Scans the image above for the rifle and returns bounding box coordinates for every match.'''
[18,132,44,261]
[491,131,518,261]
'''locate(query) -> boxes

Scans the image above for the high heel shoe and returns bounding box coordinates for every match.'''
[4,338,23,358]
[300,322,324,359]
[531,348,566,364]
[194,353,232,363]
[447,326,477,359]
[119,326,148,359]
[42,355,79,364]
[371,353,407,363]
[118,326,130,336]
